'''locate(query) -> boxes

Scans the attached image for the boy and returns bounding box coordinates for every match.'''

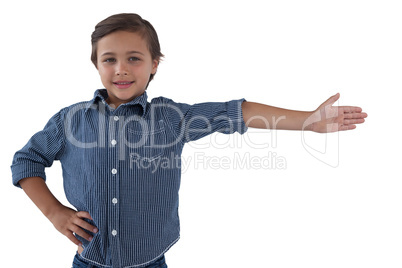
[11,13,367,268]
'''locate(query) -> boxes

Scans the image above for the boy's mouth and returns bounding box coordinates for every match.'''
[113,81,134,89]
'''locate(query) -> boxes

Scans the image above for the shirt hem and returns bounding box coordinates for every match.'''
[78,235,180,268]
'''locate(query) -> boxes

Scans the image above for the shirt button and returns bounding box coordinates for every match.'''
[111,169,117,174]
[112,198,118,204]
[114,116,119,121]
[111,139,117,146]
[112,230,117,236]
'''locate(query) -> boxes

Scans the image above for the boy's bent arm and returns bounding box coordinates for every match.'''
[20,177,97,246]
[242,93,367,132]
[20,177,62,218]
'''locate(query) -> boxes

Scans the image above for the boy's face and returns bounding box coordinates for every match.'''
[96,30,158,108]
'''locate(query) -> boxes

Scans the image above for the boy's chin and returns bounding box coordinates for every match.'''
[110,92,145,104]
[107,89,145,99]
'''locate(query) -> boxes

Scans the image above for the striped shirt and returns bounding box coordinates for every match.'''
[11,89,248,268]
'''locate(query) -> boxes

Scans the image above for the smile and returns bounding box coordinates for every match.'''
[113,81,134,89]
[113,81,134,85]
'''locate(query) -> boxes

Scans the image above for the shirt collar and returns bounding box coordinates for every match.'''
[85,89,148,117]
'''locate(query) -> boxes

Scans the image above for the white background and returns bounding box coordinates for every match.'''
[1,0,401,267]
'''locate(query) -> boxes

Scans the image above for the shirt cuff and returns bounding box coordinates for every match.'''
[227,98,248,135]
[11,162,46,188]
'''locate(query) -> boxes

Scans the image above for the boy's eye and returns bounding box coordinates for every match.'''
[129,57,140,62]
[104,58,116,63]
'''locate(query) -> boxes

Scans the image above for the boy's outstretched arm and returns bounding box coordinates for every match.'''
[241,93,367,133]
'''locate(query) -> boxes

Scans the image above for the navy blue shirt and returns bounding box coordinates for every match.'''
[11,89,248,268]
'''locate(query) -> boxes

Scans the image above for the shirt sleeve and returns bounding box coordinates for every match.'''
[162,98,248,144]
[11,110,66,188]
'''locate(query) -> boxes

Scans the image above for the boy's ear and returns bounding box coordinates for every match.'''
[151,59,159,74]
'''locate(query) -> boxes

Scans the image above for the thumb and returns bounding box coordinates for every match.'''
[320,93,340,108]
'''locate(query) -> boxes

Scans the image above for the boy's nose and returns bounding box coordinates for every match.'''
[115,63,129,76]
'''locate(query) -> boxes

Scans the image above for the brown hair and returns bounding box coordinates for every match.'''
[91,13,164,83]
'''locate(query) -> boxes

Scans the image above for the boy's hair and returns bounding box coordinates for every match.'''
[91,13,164,83]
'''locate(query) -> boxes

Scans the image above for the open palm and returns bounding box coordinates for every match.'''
[304,93,367,133]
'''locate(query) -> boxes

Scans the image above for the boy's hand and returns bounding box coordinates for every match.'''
[47,205,98,246]
[18,177,98,247]
[305,93,367,133]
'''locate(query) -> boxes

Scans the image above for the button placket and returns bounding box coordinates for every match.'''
[109,113,122,265]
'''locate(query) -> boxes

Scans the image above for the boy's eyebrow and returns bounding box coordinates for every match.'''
[100,51,145,57]
[127,51,145,55]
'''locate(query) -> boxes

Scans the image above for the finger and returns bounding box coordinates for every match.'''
[322,93,340,107]
[75,218,98,234]
[65,231,82,246]
[71,224,93,242]
[339,106,363,113]
[76,211,93,221]
[344,118,365,125]
[344,112,367,119]
[75,211,98,233]
[339,124,356,131]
